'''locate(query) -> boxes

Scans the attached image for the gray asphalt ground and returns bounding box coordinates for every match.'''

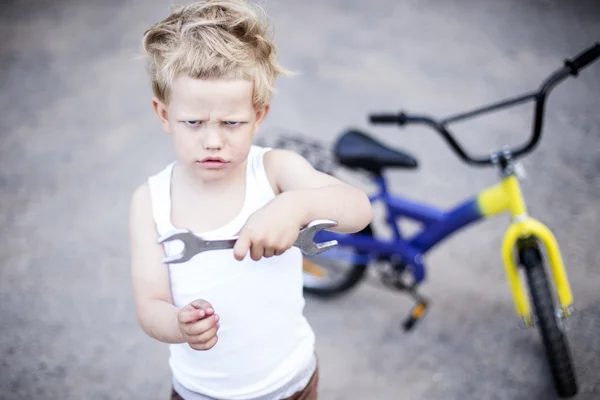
[1,0,599,399]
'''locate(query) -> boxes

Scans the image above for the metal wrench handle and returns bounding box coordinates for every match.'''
[197,237,238,252]
[158,219,338,264]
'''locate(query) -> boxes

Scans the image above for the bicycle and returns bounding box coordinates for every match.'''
[278,43,600,398]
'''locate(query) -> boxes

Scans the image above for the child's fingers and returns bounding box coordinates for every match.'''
[233,233,251,261]
[186,314,220,335]
[190,299,214,314]
[250,242,264,261]
[191,325,219,345]
[178,307,202,324]
[263,247,275,258]
[179,300,215,323]
[189,334,219,351]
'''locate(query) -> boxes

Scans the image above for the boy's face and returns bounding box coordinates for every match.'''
[152,76,269,182]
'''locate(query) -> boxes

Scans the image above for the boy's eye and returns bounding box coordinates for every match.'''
[185,121,202,126]
[224,121,242,127]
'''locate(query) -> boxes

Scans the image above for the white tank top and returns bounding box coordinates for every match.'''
[147,146,316,400]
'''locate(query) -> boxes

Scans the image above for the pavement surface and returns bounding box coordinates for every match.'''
[1,0,599,399]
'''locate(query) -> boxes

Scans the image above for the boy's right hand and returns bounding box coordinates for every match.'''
[177,299,220,350]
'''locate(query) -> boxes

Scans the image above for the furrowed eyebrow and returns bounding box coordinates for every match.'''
[218,115,250,121]
[175,113,250,121]
[177,115,208,120]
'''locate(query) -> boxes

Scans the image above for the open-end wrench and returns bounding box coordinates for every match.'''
[157,219,338,264]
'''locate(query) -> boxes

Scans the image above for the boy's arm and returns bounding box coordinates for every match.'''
[264,149,373,233]
[129,183,186,344]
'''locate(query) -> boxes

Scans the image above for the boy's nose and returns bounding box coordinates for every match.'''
[203,127,224,149]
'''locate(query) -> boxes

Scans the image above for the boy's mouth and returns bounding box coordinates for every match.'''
[197,157,230,169]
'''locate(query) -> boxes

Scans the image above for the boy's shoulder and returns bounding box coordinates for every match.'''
[262,147,312,173]
[262,146,324,194]
[130,161,175,215]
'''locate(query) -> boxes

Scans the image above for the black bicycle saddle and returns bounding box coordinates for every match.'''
[333,129,418,174]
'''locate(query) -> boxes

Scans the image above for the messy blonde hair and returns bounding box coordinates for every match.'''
[142,0,289,109]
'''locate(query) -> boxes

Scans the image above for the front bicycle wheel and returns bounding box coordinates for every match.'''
[302,224,372,297]
[520,246,578,398]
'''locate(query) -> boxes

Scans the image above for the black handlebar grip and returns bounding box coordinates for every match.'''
[566,43,600,75]
[369,114,400,124]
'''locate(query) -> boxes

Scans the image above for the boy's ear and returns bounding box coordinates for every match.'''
[253,104,270,136]
[152,97,172,135]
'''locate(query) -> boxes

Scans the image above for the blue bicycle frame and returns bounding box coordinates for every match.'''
[301,42,600,296]
[314,174,485,284]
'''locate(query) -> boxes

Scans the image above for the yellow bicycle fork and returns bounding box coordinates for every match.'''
[478,174,574,327]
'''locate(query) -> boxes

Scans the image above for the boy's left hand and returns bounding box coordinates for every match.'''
[233,194,303,261]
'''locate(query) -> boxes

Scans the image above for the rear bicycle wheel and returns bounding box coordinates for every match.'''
[302,224,372,297]
[520,246,578,398]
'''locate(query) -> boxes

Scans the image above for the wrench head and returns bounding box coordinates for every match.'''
[297,219,339,255]
[303,219,338,231]
[303,239,339,255]
[157,229,202,264]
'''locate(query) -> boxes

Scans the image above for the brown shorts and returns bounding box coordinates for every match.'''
[170,364,319,400]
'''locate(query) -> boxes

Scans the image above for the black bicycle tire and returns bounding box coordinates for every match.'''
[302,224,372,297]
[521,247,578,398]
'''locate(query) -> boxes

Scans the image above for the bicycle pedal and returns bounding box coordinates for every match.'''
[401,299,429,332]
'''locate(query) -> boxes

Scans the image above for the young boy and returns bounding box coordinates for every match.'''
[129,1,373,399]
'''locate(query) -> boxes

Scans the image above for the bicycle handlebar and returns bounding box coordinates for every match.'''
[369,43,600,166]
[567,42,600,73]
